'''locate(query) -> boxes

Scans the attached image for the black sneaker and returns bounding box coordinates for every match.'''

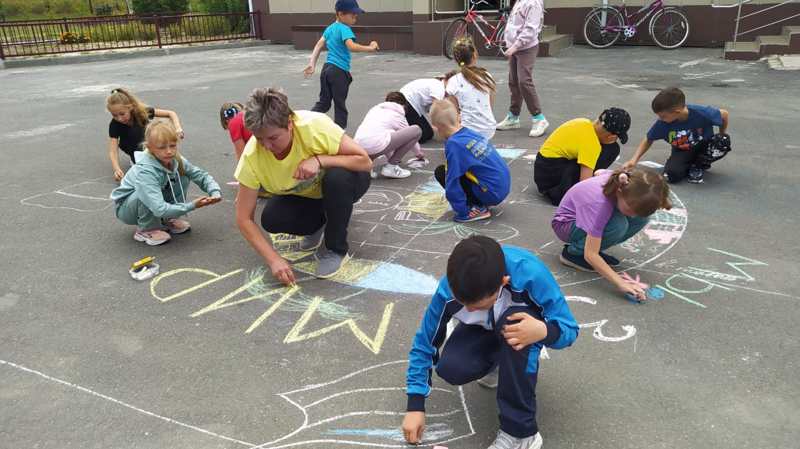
[599,251,620,266]
[559,246,595,272]
[687,167,704,184]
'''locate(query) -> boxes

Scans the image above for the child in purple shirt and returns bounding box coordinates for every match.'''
[552,168,672,301]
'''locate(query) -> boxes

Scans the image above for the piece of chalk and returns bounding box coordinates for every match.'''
[433,446,449,449]
[625,293,643,304]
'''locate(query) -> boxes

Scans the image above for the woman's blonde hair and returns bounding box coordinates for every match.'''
[107,88,150,127]
[451,38,496,94]
[603,167,672,216]
[144,120,185,175]
[219,101,244,130]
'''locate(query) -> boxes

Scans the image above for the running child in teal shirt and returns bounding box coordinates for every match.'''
[303,0,379,129]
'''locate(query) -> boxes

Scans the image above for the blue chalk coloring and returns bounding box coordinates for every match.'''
[647,287,665,300]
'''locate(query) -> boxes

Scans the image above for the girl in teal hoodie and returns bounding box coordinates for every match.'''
[111,121,222,246]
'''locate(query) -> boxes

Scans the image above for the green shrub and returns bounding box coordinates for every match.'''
[194,0,246,13]
[29,1,49,15]
[132,0,188,14]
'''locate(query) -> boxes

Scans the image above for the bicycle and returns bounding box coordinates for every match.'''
[443,0,510,59]
[582,0,690,49]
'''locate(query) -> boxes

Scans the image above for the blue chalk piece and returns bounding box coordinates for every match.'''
[625,293,643,304]
[647,287,665,300]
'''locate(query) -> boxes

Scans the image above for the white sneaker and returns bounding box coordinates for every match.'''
[380,163,412,179]
[496,114,521,130]
[487,430,543,449]
[529,118,549,137]
[133,229,171,246]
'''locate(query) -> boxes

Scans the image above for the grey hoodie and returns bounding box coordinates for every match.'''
[111,151,221,219]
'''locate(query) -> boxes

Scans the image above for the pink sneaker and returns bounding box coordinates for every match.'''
[165,218,191,234]
[134,229,171,246]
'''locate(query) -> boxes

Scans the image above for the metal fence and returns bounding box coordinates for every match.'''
[0,12,263,59]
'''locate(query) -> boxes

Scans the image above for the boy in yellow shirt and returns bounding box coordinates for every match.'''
[533,108,630,205]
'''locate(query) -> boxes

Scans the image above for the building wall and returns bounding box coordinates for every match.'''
[257,0,800,47]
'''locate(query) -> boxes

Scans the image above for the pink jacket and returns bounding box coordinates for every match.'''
[354,102,409,155]
[504,0,544,52]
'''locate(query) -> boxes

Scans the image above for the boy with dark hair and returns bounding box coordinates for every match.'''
[623,87,730,184]
[303,0,379,129]
[534,107,631,206]
[402,235,579,449]
[430,99,511,223]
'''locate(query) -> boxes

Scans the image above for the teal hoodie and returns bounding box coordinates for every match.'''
[111,150,221,218]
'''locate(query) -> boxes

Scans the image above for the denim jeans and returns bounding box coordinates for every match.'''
[566,210,649,256]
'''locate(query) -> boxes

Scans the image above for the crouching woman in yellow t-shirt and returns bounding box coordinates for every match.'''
[533,108,630,206]
[234,88,373,283]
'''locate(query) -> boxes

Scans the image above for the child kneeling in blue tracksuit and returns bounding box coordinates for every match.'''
[430,99,510,223]
[402,235,578,449]
[111,120,222,246]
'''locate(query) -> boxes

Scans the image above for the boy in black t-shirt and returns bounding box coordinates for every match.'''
[623,87,730,184]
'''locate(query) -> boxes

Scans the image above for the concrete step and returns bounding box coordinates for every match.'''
[783,25,800,52]
[724,41,760,60]
[783,25,800,36]
[539,33,573,57]
[757,35,790,46]
[540,25,558,39]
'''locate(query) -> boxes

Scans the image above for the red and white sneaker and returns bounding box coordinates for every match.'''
[134,229,171,246]
[165,218,191,234]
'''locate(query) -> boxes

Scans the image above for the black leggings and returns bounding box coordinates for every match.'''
[260,167,370,254]
[405,105,434,144]
[311,63,353,129]
[533,143,620,206]
[434,164,482,206]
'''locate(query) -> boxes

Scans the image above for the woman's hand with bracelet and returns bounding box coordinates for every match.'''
[294,155,323,180]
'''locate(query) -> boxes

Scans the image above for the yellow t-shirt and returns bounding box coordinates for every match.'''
[538,118,602,169]
[234,111,344,199]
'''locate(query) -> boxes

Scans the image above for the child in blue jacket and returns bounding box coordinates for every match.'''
[111,121,221,246]
[402,236,579,449]
[430,99,510,222]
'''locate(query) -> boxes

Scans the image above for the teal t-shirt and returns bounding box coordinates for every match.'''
[323,21,356,72]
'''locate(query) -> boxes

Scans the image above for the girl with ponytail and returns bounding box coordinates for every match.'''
[551,167,672,301]
[445,37,497,139]
[106,87,183,181]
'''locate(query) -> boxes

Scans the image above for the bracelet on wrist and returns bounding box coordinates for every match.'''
[314,154,323,169]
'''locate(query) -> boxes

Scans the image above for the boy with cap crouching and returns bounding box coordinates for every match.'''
[533,108,631,206]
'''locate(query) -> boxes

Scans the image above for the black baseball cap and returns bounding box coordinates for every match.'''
[600,107,631,144]
[335,0,365,13]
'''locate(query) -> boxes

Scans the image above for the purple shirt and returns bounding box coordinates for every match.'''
[552,171,615,239]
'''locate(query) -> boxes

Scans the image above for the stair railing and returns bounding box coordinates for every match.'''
[714,0,800,45]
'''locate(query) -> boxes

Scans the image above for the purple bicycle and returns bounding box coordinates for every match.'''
[583,0,690,49]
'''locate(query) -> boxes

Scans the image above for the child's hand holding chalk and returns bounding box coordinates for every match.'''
[402,411,425,444]
[620,272,648,302]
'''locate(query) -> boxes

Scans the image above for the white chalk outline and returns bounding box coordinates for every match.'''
[20,177,115,212]
[253,360,475,449]
[0,358,256,447]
